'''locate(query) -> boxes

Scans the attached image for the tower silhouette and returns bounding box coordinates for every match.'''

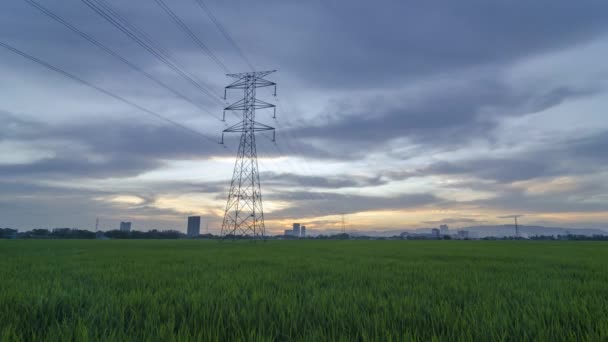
[220,71,276,238]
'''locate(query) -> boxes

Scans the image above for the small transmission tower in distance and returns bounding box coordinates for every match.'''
[220,70,277,239]
[498,215,523,238]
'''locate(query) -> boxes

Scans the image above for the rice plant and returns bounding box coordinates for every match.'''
[0,240,607,341]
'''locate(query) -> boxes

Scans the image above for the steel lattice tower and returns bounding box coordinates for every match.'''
[220,70,276,238]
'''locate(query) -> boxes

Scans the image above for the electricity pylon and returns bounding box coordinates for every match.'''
[498,214,523,238]
[220,70,276,239]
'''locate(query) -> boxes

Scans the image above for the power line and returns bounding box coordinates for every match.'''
[95,0,173,60]
[153,0,230,74]
[193,0,255,71]
[94,0,223,101]
[185,0,256,119]
[23,0,219,120]
[81,0,223,106]
[0,40,219,145]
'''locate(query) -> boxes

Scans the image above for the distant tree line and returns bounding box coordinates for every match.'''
[0,228,18,239]
[2,228,607,240]
[529,234,608,241]
[477,235,608,241]
[104,229,184,239]
[1,229,355,240]
[0,228,186,239]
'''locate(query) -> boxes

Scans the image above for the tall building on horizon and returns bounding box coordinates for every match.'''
[119,221,131,232]
[432,228,440,239]
[293,223,301,237]
[440,224,449,235]
[301,225,306,237]
[187,216,201,237]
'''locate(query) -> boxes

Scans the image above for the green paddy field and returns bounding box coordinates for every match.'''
[1,240,607,341]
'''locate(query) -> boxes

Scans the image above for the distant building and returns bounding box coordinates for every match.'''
[301,225,306,238]
[432,228,440,239]
[119,221,131,232]
[293,223,301,237]
[457,230,469,239]
[284,229,293,236]
[187,216,201,237]
[440,224,449,235]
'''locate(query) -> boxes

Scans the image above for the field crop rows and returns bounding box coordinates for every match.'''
[1,240,607,341]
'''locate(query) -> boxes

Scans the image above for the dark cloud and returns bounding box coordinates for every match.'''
[262,172,387,189]
[289,79,601,159]
[467,187,608,214]
[276,0,608,87]
[0,154,160,179]
[423,159,550,184]
[1,1,608,229]
[6,0,608,88]
[418,130,608,183]
[422,218,484,225]
[268,191,441,219]
[0,110,231,179]
[0,110,45,140]
[567,131,608,162]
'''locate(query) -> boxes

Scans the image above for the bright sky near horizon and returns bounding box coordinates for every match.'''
[1,0,608,233]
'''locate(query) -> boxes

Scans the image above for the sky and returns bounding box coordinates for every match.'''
[1,0,607,234]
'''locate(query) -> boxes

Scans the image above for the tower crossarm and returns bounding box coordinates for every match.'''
[226,70,276,79]
[224,99,275,111]
[223,121,275,133]
[253,99,275,109]
[222,121,275,143]
[225,78,275,89]
[223,71,277,98]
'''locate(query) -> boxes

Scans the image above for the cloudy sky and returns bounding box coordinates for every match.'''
[1,0,607,233]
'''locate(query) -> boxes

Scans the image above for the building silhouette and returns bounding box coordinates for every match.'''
[119,221,131,232]
[284,223,307,237]
[457,230,469,239]
[187,216,201,237]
